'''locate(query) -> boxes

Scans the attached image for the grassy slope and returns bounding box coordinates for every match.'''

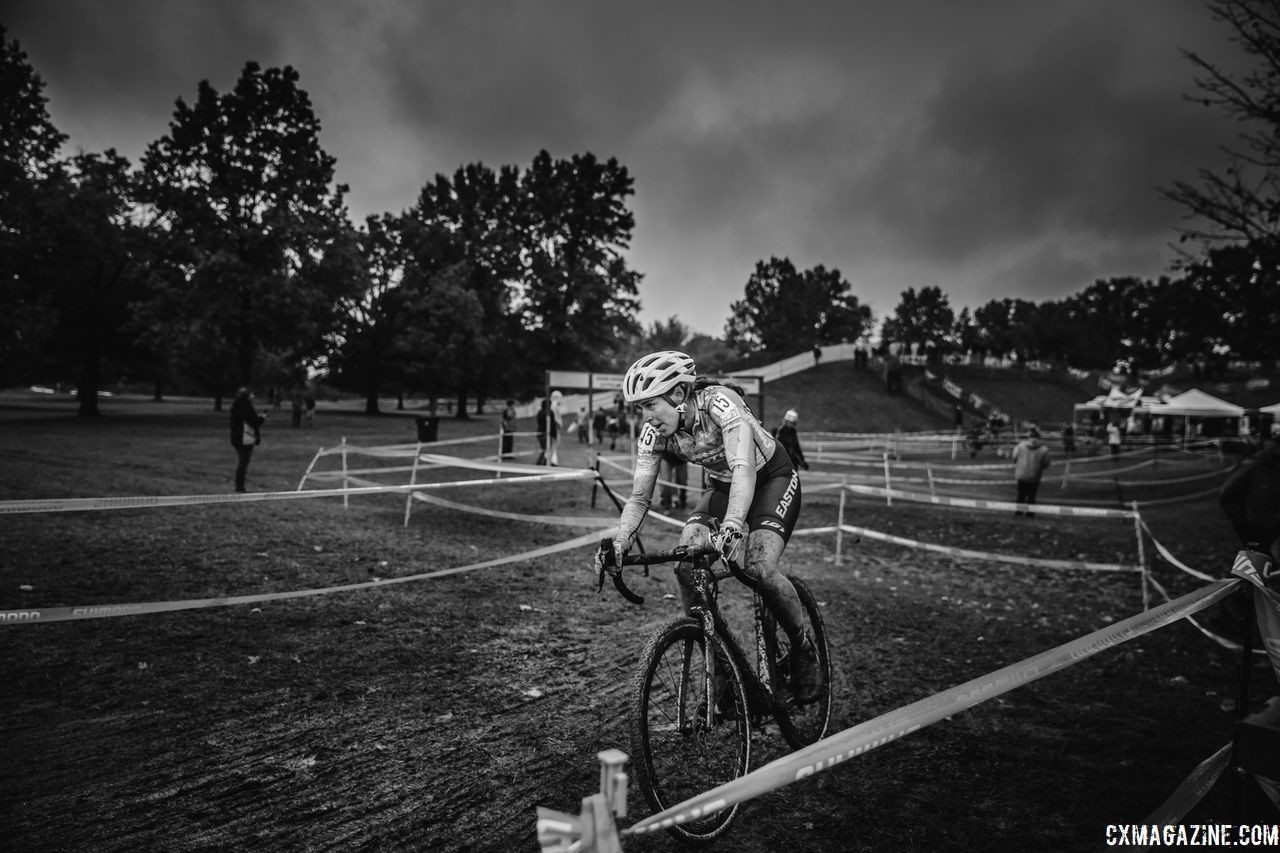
[762,363,950,434]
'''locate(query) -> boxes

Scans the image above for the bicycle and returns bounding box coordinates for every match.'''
[599,541,833,844]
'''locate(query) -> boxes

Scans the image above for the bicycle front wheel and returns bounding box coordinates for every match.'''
[630,615,751,844]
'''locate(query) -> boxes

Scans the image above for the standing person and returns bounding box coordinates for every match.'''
[773,409,809,471]
[548,390,564,466]
[290,387,304,428]
[592,407,608,447]
[594,351,823,703]
[230,387,266,493]
[953,403,964,432]
[501,399,517,459]
[1220,424,1280,567]
[576,406,589,443]
[1107,420,1123,460]
[303,387,316,427]
[1062,423,1076,454]
[535,399,558,465]
[1011,426,1051,516]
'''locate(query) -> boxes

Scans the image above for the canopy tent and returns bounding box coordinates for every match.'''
[1145,388,1245,417]
[1143,388,1249,440]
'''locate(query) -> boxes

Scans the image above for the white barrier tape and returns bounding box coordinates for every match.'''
[0,470,597,515]
[415,453,594,476]
[839,483,1135,519]
[1141,742,1231,830]
[839,523,1133,573]
[409,492,615,528]
[1140,520,1218,582]
[625,577,1240,836]
[1145,573,1254,654]
[0,531,602,625]
[1131,485,1227,508]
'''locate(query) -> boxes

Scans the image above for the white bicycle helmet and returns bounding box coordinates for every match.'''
[622,351,696,402]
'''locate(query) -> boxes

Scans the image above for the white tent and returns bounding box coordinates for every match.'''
[1144,387,1248,440]
[1261,402,1280,416]
[1145,388,1244,417]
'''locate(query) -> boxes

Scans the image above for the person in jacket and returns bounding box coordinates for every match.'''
[1220,423,1280,566]
[1011,426,1051,516]
[230,387,266,493]
[773,409,809,470]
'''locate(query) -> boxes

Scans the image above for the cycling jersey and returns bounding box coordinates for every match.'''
[616,384,784,548]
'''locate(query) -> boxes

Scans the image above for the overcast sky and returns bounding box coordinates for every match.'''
[7,1,1245,336]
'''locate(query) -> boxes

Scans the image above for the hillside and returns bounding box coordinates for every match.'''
[933,366,1089,429]
[762,362,949,433]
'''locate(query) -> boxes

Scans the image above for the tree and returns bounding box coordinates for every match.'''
[1163,0,1280,248]
[517,150,642,372]
[138,62,358,406]
[0,27,68,385]
[407,163,526,415]
[23,152,152,415]
[724,256,871,361]
[879,286,954,356]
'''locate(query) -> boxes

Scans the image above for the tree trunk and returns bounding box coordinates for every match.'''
[364,387,381,415]
[455,388,470,419]
[213,390,224,412]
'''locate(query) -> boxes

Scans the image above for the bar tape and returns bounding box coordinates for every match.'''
[0,531,603,625]
[624,577,1239,837]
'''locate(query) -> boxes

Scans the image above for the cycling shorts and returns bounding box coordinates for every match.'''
[687,445,801,542]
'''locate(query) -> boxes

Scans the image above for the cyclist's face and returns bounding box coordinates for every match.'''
[637,396,679,434]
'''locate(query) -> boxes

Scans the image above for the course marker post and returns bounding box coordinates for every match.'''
[297,446,324,491]
[535,749,627,853]
[403,444,423,528]
[835,484,847,566]
[882,453,892,506]
[1133,501,1149,610]
[341,437,349,509]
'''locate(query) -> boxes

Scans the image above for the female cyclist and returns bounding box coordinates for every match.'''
[595,350,823,703]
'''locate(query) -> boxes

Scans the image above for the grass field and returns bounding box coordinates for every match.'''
[0,381,1272,852]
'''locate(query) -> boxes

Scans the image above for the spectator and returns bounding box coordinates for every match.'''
[658,447,689,510]
[548,390,564,465]
[535,399,558,465]
[229,387,266,493]
[501,399,517,459]
[575,406,589,443]
[592,407,608,446]
[1011,426,1051,516]
[773,408,809,470]
[813,343,822,364]
[1062,423,1076,454]
[303,388,316,427]
[290,387,304,428]
[1107,420,1122,459]
[1220,423,1280,567]
[953,403,964,431]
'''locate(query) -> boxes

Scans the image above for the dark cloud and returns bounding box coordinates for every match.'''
[5,0,1247,331]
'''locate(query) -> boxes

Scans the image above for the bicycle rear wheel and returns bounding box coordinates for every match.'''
[764,575,833,748]
[631,615,751,844]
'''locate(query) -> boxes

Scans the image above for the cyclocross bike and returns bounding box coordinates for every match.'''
[599,541,833,844]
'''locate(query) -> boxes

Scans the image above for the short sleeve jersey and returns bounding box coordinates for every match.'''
[616,385,776,545]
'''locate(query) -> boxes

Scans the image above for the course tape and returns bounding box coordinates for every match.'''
[839,523,1134,573]
[1144,573,1255,654]
[1141,742,1231,830]
[624,577,1240,837]
[0,469,597,515]
[1140,520,1217,582]
[409,491,616,528]
[0,531,603,625]
[839,483,1135,519]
